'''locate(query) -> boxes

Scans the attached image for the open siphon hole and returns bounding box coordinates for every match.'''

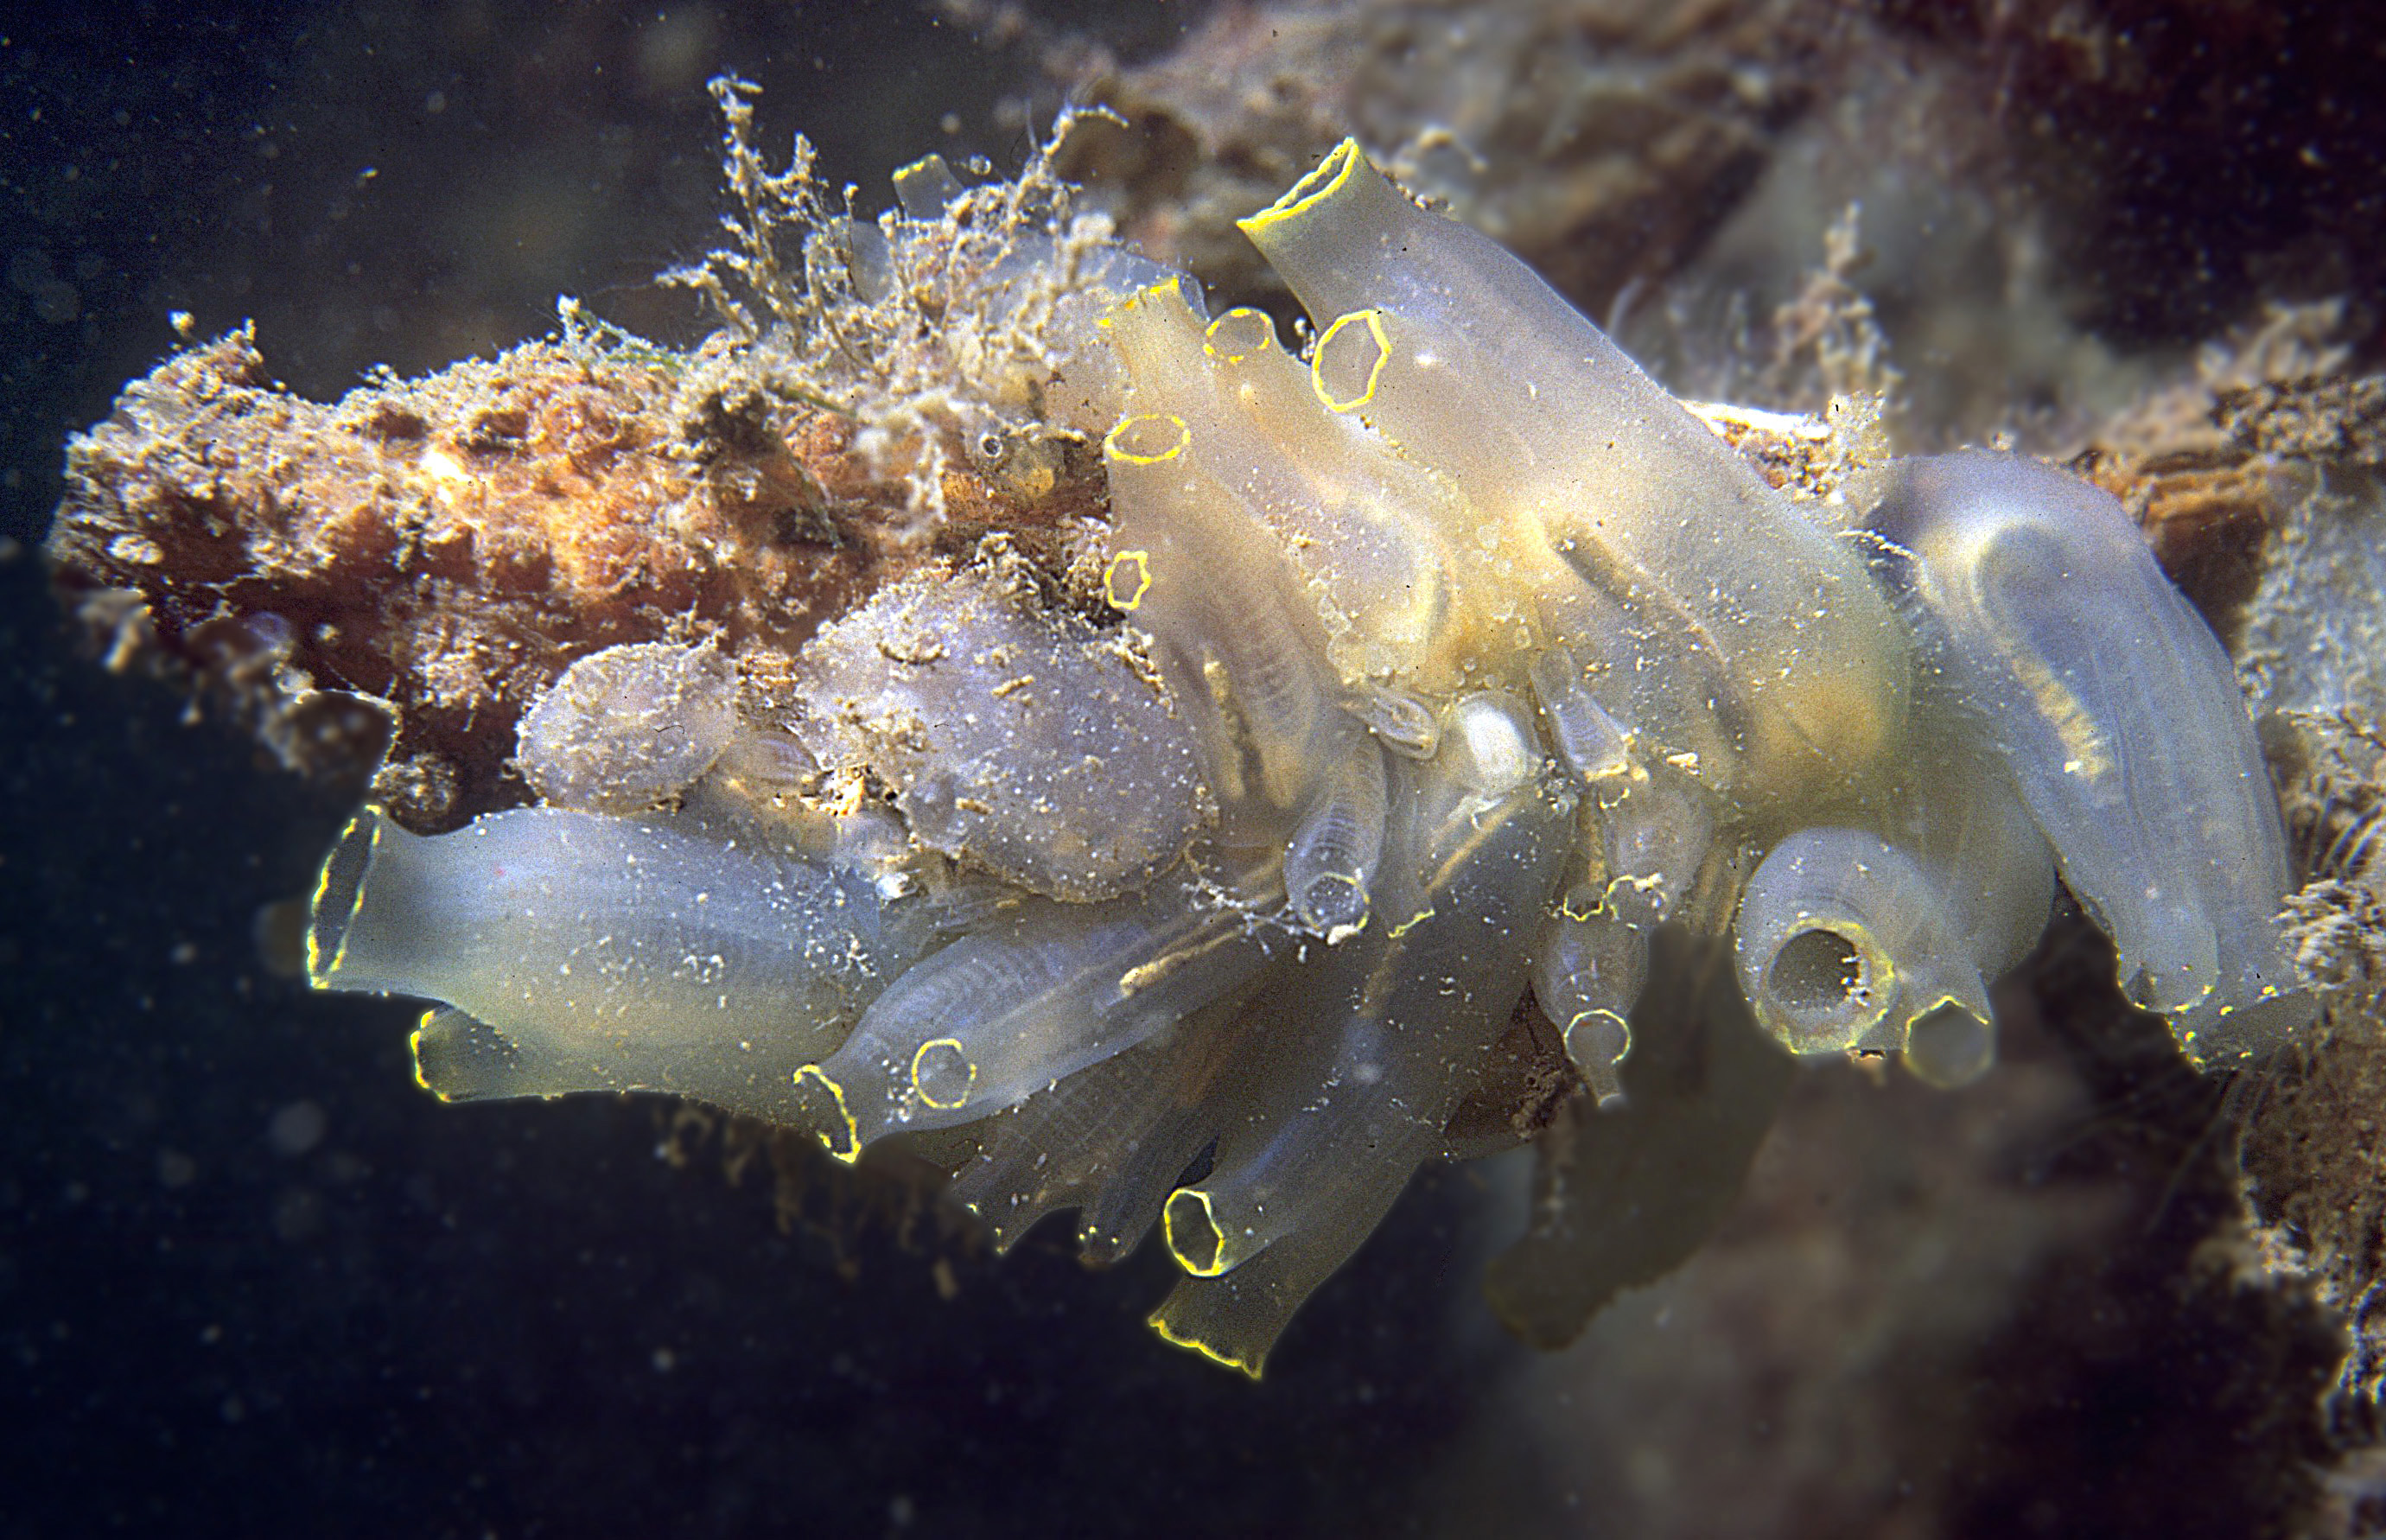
[1768,928,1863,1013]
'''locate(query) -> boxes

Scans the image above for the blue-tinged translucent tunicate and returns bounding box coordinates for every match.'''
[307,805,935,1123]
[795,563,1211,902]
[517,641,741,815]
[1861,451,2309,1061]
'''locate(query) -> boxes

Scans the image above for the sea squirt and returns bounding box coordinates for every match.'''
[306,138,2306,1372]
[1860,450,2306,1060]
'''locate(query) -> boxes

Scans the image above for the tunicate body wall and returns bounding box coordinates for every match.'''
[306,138,2306,1372]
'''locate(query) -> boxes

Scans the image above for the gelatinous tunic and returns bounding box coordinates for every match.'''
[307,140,2305,1373]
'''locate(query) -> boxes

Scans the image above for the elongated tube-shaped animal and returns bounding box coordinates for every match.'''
[1097,282,1459,685]
[1734,827,1998,1087]
[1148,693,1573,1374]
[306,805,930,1123]
[1530,895,1645,1106]
[1237,140,1911,803]
[795,854,1288,1154]
[1530,647,1634,783]
[948,988,1261,1262]
[1863,451,2306,1061]
[1283,725,1389,941]
[273,124,2335,1386]
[1894,748,2058,981]
[1101,411,1340,824]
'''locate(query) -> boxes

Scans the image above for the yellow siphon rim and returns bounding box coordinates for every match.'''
[1162,1187,1231,1278]
[306,805,385,986]
[909,1037,977,1110]
[793,1065,861,1164]
[1777,920,1895,1051]
[1312,309,1390,413]
[890,153,958,208]
[1135,273,1192,309]
[1296,871,1371,942]
[1237,137,1366,240]
[1099,274,1197,338]
[1899,995,1995,1089]
[1104,412,1190,465]
[408,1009,445,1098]
[1562,1008,1632,1068]
[1203,308,1276,363]
[1147,1310,1263,1380]
[1104,550,1153,611]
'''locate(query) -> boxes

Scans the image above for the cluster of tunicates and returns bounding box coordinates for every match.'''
[307,140,2306,1372]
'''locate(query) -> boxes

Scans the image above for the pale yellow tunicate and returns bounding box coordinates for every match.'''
[1235,139,1912,805]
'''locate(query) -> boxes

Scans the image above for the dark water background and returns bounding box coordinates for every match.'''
[0,6,1536,1535]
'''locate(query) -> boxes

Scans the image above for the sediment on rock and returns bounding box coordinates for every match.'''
[44,326,1100,828]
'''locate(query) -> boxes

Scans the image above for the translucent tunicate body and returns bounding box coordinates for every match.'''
[1238,140,1912,804]
[1862,451,2308,1060]
[518,641,740,814]
[306,137,2311,1377]
[794,850,1289,1153]
[308,804,932,1123]
[797,564,1211,902]
[1734,829,1997,1088]
[1149,693,1574,1368]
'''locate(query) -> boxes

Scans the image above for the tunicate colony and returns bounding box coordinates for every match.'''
[307,141,2306,1372]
